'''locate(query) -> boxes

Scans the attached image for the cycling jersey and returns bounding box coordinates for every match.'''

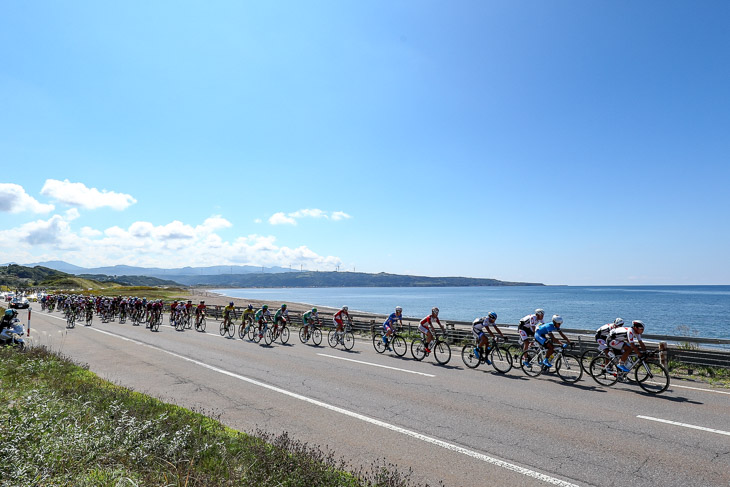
[419,314,441,334]
[255,308,271,323]
[274,308,289,323]
[383,312,401,331]
[609,326,642,349]
[333,309,350,324]
[472,317,492,339]
[303,310,318,324]
[223,305,235,317]
[535,323,559,346]
[518,314,543,340]
[242,309,255,321]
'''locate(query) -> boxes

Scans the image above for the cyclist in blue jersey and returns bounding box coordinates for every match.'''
[382,306,403,350]
[534,315,572,368]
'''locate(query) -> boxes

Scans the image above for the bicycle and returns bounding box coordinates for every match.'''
[461,336,513,373]
[66,309,76,329]
[328,321,355,350]
[174,311,186,332]
[299,320,323,346]
[119,308,126,324]
[589,350,669,394]
[85,309,94,327]
[270,320,291,345]
[252,319,273,344]
[521,343,583,383]
[195,312,207,332]
[220,313,236,338]
[373,327,407,356]
[411,331,451,365]
[239,313,255,339]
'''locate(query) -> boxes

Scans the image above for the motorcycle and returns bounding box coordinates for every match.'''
[0,319,26,350]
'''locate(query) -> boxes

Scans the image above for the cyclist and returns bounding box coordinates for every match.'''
[382,306,403,350]
[273,304,289,335]
[301,307,319,341]
[333,306,351,342]
[242,304,256,334]
[534,315,572,368]
[223,302,237,333]
[255,305,272,339]
[595,318,624,359]
[419,307,446,354]
[608,320,647,372]
[195,300,206,327]
[518,309,545,362]
[472,312,505,363]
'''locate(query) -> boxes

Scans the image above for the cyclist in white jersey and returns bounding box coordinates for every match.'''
[595,318,624,358]
[609,320,647,372]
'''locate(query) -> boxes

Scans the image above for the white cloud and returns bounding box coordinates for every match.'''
[268,209,352,225]
[269,212,297,225]
[40,179,137,210]
[0,183,54,213]
[64,208,81,221]
[0,214,343,271]
[331,211,352,221]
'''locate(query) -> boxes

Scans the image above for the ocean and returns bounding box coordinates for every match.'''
[212,286,730,340]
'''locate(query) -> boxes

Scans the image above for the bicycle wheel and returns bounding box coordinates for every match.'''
[392,336,407,357]
[635,361,670,394]
[589,356,619,387]
[219,322,226,336]
[521,349,543,377]
[461,345,480,369]
[580,349,601,373]
[373,333,387,353]
[67,316,75,329]
[327,330,338,348]
[433,341,451,365]
[280,327,290,344]
[312,328,322,346]
[556,353,583,383]
[152,319,159,332]
[411,339,427,361]
[299,327,309,344]
[252,327,262,343]
[199,317,206,332]
[227,322,236,338]
[264,328,273,346]
[490,346,514,374]
[343,332,354,350]
[185,316,192,330]
[238,323,246,339]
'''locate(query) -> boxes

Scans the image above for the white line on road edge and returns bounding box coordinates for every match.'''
[669,384,730,395]
[317,353,436,377]
[637,416,730,437]
[65,325,579,487]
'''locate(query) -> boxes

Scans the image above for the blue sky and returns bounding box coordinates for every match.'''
[1,1,729,285]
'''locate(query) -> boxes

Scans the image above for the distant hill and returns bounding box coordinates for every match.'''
[172,271,542,288]
[23,261,290,277]
[0,264,183,289]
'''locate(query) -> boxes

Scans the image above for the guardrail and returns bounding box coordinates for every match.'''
[197,306,730,370]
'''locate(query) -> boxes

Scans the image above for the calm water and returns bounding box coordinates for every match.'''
[212,286,730,339]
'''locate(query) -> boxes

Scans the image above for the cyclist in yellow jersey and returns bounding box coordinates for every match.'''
[223,302,236,329]
[242,304,256,334]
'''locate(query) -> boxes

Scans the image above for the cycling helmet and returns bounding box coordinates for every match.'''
[614,318,624,326]
[535,309,545,317]
[281,304,287,309]
[200,301,205,304]
[488,311,497,321]
[229,302,234,306]
[432,307,439,315]
[342,306,348,311]
[632,320,645,329]
[4,309,13,317]
[552,315,564,326]
[187,300,192,303]
[247,304,253,310]
[312,307,317,313]
[395,306,402,312]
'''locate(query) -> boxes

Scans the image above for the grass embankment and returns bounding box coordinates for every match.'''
[0,346,420,487]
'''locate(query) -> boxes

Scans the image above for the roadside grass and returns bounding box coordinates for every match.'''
[0,346,426,487]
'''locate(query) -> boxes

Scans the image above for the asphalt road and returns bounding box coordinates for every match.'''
[23,307,730,487]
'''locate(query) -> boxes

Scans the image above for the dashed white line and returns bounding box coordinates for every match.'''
[669,384,730,395]
[637,416,730,437]
[36,316,580,486]
[317,353,436,377]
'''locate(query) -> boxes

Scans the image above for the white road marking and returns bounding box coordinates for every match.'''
[637,416,730,437]
[669,384,730,395]
[38,318,580,486]
[317,353,436,377]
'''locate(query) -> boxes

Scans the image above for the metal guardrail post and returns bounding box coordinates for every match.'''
[659,341,668,368]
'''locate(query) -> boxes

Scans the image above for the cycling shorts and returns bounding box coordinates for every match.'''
[596,338,608,351]
[472,329,487,341]
[609,339,626,350]
[518,325,535,341]
[418,324,431,335]
[383,323,393,333]
[535,334,549,346]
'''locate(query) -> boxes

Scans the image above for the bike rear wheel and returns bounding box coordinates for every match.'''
[433,341,451,365]
[152,319,159,332]
[461,345,480,369]
[490,346,513,374]
[327,330,338,348]
[373,333,387,353]
[227,322,235,338]
[635,361,670,394]
[580,349,601,373]
[299,327,309,344]
[280,326,290,344]
[589,356,619,387]
[521,349,543,377]
[263,328,273,345]
[556,353,583,383]
[411,339,427,361]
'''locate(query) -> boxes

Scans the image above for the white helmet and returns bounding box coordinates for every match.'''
[342,306,348,311]
[552,315,563,325]
[395,306,402,312]
[614,318,624,326]
[535,309,545,317]
[432,307,439,315]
